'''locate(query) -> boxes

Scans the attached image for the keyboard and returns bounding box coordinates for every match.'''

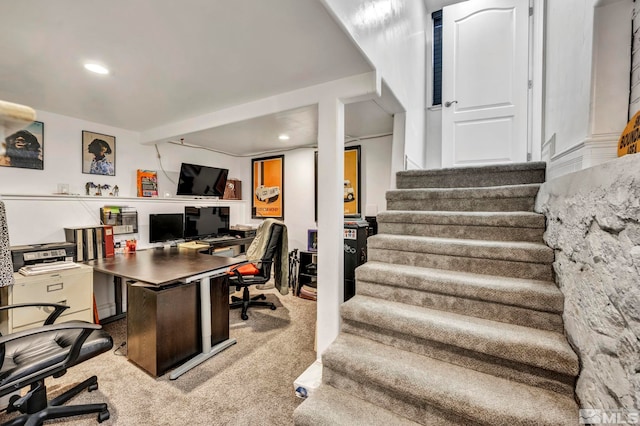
[201,236,234,242]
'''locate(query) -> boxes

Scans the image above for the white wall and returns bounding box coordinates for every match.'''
[0,107,393,321]
[544,0,596,155]
[234,136,393,253]
[0,109,253,248]
[242,148,319,252]
[346,136,392,215]
[0,109,248,320]
[0,109,247,198]
[543,0,632,179]
[591,0,633,136]
[321,0,427,168]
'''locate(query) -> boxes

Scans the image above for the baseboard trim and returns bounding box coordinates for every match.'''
[97,302,117,323]
[547,134,618,179]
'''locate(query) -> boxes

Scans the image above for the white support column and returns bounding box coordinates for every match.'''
[390,112,406,189]
[316,97,345,358]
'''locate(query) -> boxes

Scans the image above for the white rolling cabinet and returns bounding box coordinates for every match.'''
[0,264,94,334]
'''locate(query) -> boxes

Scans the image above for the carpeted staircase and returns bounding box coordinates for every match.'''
[293,162,580,425]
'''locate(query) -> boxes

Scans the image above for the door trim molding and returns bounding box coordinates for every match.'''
[530,0,545,162]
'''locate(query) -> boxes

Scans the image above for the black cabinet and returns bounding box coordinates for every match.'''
[344,220,369,302]
[298,251,317,300]
[296,220,368,302]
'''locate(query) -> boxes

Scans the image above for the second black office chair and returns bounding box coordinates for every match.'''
[229,223,284,320]
[0,303,113,426]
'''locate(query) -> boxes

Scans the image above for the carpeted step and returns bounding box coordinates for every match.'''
[342,295,576,386]
[367,234,554,280]
[396,161,546,189]
[321,333,578,425]
[340,295,578,394]
[356,261,564,332]
[386,184,540,212]
[293,384,423,426]
[377,210,545,242]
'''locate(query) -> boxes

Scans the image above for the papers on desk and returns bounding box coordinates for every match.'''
[178,241,209,250]
[129,281,158,288]
[19,261,81,276]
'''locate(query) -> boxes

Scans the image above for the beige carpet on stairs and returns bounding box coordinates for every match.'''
[294,161,580,425]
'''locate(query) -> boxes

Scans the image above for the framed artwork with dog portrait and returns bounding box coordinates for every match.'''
[0,121,44,170]
[82,130,115,176]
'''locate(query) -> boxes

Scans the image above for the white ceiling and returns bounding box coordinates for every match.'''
[0,0,395,155]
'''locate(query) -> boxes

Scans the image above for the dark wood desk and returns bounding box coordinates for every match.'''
[87,248,242,379]
[98,239,255,325]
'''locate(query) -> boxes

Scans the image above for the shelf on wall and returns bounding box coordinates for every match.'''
[0,194,247,203]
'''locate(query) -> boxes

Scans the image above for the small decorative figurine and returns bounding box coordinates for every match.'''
[98,184,110,196]
[85,182,92,196]
[112,185,119,196]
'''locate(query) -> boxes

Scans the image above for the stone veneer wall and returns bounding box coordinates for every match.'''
[536,154,640,410]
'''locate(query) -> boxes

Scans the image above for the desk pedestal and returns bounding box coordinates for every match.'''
[127,275,231,377]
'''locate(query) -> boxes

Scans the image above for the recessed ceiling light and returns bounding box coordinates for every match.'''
[278,134,290,141]
[84,63,109,75]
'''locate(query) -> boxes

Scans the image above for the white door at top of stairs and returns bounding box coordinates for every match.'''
[441,0,530,167]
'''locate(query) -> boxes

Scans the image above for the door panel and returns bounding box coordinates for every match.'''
[454,117,512,164]
[442,0,529,167]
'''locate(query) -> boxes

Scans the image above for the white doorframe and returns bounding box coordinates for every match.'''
[530,0,545,162]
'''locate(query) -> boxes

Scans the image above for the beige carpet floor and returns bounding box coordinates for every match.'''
[0,288,317,426]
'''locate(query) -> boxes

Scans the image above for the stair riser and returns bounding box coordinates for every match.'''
[397,170,545,189]
[293,385,423,426]
[357,281,564,332]
[340,322,575,396]
[369,236,554,263]
[323,366,475,426]
[356,265,564,312]
[387,197,536,212]
[378,222,544,242]
[368,248,554,281]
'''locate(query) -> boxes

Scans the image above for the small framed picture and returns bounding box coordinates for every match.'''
[307,229,318,252]
[0,121,44,170]
[82,130,115,176]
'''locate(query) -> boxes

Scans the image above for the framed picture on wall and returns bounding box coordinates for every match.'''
[314,145,361,220]
[82,130,115,176]
[0,121,44,170]
[251,154,284,219]
[343,146,361,217]
[307,229,318,252]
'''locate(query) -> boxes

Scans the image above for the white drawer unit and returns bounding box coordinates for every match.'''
[0,264,94,334]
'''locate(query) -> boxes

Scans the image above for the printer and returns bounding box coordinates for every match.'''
[10,242,77,272]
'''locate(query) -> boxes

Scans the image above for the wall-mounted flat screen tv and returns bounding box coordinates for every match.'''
[149,213,184,243]
[184,206,230,239]
[176,163,229,197]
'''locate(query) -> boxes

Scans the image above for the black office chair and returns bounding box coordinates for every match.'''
[229,223,284,320]
[0,303,113,425]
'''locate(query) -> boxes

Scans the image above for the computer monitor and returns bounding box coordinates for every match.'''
[149,213,185,243]
[176,163,229,197]
[184,206,230,239]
